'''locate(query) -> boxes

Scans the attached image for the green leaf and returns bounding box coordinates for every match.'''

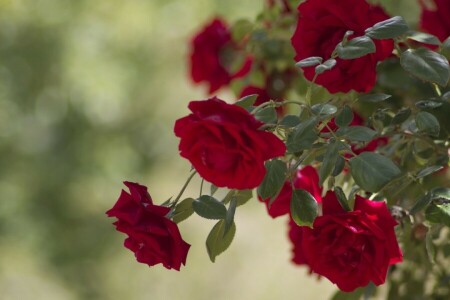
[359,93,392,103]
[286,118,318,153]
[255,106,277,124]
[334,186,351,211]
[348,185,361,201]
[415,111,440,136]
[280,114,301,127]
[443,91,450,101]
[257,159,287,199]
[407,31,441,46]
[415,100,443,109]
[315,59,337,74]
[400,47,450,87]
[222,189,253,206]
[290,189,319,228]
[224,197,237,236]
[416,165,444,179]
[311,103,337,117]
[410,193,432,215]
[332,156,346,176]
[336,36,376,59]
[336,126,377,142]
[236,190,253,206]
[425,201,450,226]
[210,184,218,196]
[206,220,236,262]
[335,105,354,127]
[432,187,450,200]
[365,16,409,39]
[319,141,340,185]
[342,30,354,43]
[295,56,323,68]
[331,289,364,300]
[349,152,402,193]
[172,198,194,224]
[193,195,227,220]
[235,94,258,108]
[391,108,411,125]
[231,19,253,43]
[425,229,436,263]
[441,36,450,59]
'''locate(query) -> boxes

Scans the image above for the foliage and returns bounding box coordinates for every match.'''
[116,0,450,299]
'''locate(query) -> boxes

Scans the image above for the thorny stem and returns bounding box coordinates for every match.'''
[282,100,305,107]
[383,131,440,151]
[305,73,319,106]
[199,178,204,198]
[369,173,411,202]
[173,170,197,206]
[251,100,276,115]
[324,123,357,157]
[289,150,317,173]
[252,99,305,117]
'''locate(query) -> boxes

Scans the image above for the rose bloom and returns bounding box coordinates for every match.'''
[322,110,388,155]
[291,0,394,93]
[189,18,252,94]
[290,191,402,292]
[420,0,450,42]
[259,166,322,218]
[174,97,286,189]
[106,181,190,271]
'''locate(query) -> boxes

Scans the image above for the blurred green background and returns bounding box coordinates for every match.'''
[0,0,358,299]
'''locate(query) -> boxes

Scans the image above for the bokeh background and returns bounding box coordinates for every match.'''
[0,0,421,299]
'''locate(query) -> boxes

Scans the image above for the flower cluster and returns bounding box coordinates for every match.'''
[107,0,450,297]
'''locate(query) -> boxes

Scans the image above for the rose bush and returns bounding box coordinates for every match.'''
[106,181,190,270]
[108,0,450,298]
[174,97,286,189]
[291,0,394,93]
[290,191,403,292]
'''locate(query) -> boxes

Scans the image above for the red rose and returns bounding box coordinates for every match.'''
[291,191,402,292]
[189,18,252,94]
[291,0,394,93]
[259,166,322,218]
[174,97,286,189]
[420,0,450,42]
[106,182,190,271]
[322,110,388,155]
